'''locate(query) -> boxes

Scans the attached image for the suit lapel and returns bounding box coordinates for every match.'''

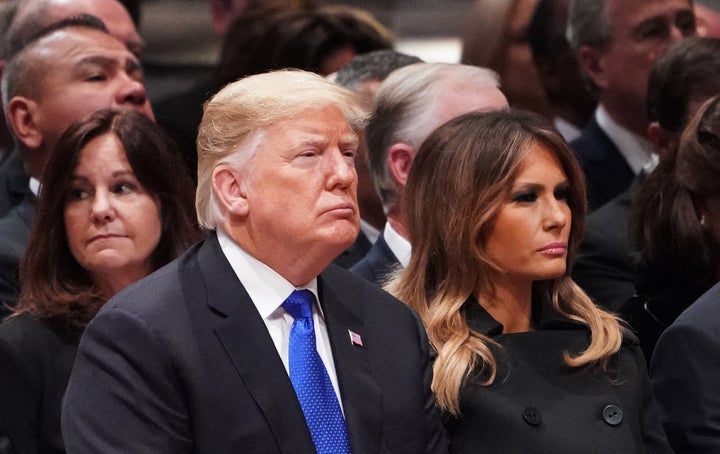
[318,270,383,454]
[198,234,315,453]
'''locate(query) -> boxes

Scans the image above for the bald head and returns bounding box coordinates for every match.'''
[3,19,152,178]
[10,0,142,57]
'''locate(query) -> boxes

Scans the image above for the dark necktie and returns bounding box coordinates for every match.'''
[282,289,351,454]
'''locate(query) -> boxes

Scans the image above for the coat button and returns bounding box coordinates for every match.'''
[522,406,542,426]
[602,404,623,426]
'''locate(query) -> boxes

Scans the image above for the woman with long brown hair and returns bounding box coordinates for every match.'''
[0,109,200,453]
[388,109,671,452]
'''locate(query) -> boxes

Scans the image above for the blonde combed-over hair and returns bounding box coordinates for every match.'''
[195,69,371,229]
[387,109,623,415]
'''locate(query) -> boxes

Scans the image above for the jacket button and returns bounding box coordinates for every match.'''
[602,404,623,426]
[522,406,542,426]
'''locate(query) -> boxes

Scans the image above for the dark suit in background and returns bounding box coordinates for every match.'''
[351,232,400,286]
[0,314,79,453]
[62,234,446,453]
[0,193,34,317]
[569,116,635,212]
[572,187,636,312]
[332,231,372,269]
[0,150,28,219]
[651,280,720,454]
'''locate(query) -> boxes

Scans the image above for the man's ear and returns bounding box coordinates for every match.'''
[387,142,416,189]
[212,164,249,217]
[578,45,608,90]
[7,96,42,149]
[648,122,677,158]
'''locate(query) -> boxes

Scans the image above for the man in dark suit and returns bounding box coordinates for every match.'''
[567,0,696,210]
[0,1,151,314]
[573,36,720,318]
[651,279,720,453]
[331,50,422,270]
[351,62,508,285]
[62,70,447,453]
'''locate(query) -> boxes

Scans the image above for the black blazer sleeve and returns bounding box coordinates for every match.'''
[0,332,39,454]
[651,311,720,453]
[62,305,192,453]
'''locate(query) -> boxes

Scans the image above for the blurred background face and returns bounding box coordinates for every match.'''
[64,133,162,288]
[597,0,695,106]
[31,28,153,151]
[483,143,571,284]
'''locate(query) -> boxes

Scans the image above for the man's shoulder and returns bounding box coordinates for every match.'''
[569,118,617,161]
[350,235,399,285]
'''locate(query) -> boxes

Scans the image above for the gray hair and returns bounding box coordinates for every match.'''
[335,49,423,90]
[566,0,611,52]
[365,63,501,212]
[195,69,371,229]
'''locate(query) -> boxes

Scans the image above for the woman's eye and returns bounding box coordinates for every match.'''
[512,191,537,203]
[113,182,136,194]
[68,188,89,201]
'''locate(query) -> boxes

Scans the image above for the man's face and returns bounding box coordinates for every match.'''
[594,0,695,106]
[240,105,360,269]
[31,27,154,151]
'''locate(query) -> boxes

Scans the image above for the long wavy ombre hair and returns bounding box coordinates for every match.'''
[387,110,622,415]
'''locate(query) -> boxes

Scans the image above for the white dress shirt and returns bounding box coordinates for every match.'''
[383,222,411,267]
[596,105,656,175]
[216,228,343,407]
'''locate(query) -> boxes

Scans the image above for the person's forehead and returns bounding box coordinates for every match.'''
[30,27,133,78]
[44,0,140,48]
[607,0,693,25]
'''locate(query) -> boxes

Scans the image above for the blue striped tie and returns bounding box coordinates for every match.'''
[282,289,351,454]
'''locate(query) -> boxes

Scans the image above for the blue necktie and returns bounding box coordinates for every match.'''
[282,289,351,454]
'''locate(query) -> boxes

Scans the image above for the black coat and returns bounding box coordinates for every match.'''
[445,300,672,453]
[0,314,79,454]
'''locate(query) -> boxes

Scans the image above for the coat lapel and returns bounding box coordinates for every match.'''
[318,270,383,454]
[198,234,315,453]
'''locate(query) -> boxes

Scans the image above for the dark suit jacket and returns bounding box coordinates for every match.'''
[650,280,720,454]
[0,314,79,454]
[446,300,672,453]
[0,193,34,317]
[350,232,400,287]
[572,187,636,312]
[62,232,447,453]
[0,150,28,219]
[333,230,372,269]
[569,116,635,211]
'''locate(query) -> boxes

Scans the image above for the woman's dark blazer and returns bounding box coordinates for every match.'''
[0,314,79,454]
[444,300,672,454]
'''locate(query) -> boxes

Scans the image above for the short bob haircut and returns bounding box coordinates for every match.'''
[196,69,370,229]
[388,109,622,414]
[16,109,201,332]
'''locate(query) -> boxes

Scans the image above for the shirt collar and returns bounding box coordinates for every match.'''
[595,105,655,175]
[216,228,321,320]
[462,296,587,336]
[383,222,411,267]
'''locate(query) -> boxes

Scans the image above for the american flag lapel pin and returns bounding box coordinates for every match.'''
[348,329,363,347]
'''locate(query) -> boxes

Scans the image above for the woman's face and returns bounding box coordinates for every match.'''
[484,142,572,283]
[64,133,162,291]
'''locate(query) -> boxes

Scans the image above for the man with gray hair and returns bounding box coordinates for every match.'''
[351,62,508,286]
[331,49,422,269]
[567,0,695,210]
[62,70,447,453]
